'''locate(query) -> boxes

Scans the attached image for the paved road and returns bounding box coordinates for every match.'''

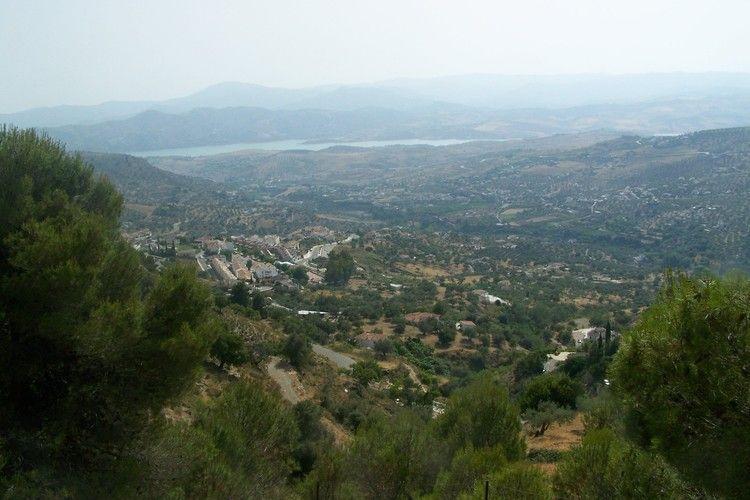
[312,344,356,369]
[266,357,301,404]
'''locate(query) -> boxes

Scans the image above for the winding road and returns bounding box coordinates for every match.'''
[266,357,301,404]
[312,344,356,369]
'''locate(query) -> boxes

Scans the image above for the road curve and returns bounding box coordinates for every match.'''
[266,356,301,404]
[312,344,356,369]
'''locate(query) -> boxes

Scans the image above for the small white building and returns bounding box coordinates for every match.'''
[251,261,279,280]
[473,289,512,306]
[571,327,618,347]
[455,320,477,332]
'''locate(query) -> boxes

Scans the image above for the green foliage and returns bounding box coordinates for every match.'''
[298,447,355,500]
[526,448,563,463]
[347,411,448,499]
[522,401,575,437]
[437,323,456,347]
[351,360,384,385]
[210,328,248,369]
[432,445,507,499]
[324,249,355,285]
[293,400,326,476]
[518,373,582,412]
[0,130,215,487]
[230,281,249,306]
[395,337,449,375]
[144,382,299,498]
[289,266,309,285]
[513,350,545,380]
[251,291,266,311]
[283,332,312,369]
[554,429,689,499]
[610,274,750,496]
[373,338,394,358]
[579,392,623,432]
[463,462,552,500]
[437,375,526,460]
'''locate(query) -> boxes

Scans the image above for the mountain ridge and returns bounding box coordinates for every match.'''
[5,72,750,128]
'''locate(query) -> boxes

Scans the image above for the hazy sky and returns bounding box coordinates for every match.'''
[2,0,750,112]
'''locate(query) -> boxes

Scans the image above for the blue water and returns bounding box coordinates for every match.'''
[130,138,497,157]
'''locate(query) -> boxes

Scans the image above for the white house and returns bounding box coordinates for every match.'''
[251,261,279,280]
[571,327,618,347]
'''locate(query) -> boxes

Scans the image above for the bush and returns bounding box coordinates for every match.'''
[518,373,582,411]
[514,350,545,380]
[374,338,394,358]
[554,429,688,499]
[347,411,448,499]
[436,375,525,460]
[432,445,507,499]
[522,401,575,437]
[283,333,312,369]
[145,382,299,498]
[324,250,355,285]
[351,360,383,385]
[210,328,248,369]
[465,463,552,499]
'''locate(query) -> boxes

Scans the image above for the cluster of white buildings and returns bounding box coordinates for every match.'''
[202,251,281,287]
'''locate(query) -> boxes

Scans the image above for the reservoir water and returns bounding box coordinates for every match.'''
[130,138,497,157]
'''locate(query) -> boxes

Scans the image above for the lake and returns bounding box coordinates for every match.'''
[129,138,494,157]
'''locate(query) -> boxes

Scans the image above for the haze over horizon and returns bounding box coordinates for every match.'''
[2,0,750,113]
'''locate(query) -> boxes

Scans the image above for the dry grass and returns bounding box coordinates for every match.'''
[527,413,585,452]
[461,275,483,285]
[361,318,395,336]
[526,413,585,476]
[394,262,452,278]
[320,416,351,445]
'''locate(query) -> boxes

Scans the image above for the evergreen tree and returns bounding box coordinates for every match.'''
[0,128,216,489]
[611,274,750,496]
[324,250,355,285]
[230,281,249,307]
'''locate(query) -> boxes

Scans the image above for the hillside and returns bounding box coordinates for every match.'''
[146,126,750,272]
[48,105,499,153]
[81,151,240,234]
[41,94,750,153]
[82,151,219,203]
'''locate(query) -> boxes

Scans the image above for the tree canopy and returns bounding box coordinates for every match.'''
[0,128,218,488]
[324,249,355,285]
[610,274,750,496]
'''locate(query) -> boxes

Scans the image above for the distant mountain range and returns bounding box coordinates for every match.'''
[41,94,750,153]
[3,73,750,153]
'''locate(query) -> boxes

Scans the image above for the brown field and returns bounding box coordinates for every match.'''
[346,278,369,290]
[461,275,483,285]
[527,413,585,475]
[395,262,454,278]
[361,318,395,336]
[527,413,585,452]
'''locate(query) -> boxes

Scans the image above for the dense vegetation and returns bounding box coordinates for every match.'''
[1,128,749,498]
